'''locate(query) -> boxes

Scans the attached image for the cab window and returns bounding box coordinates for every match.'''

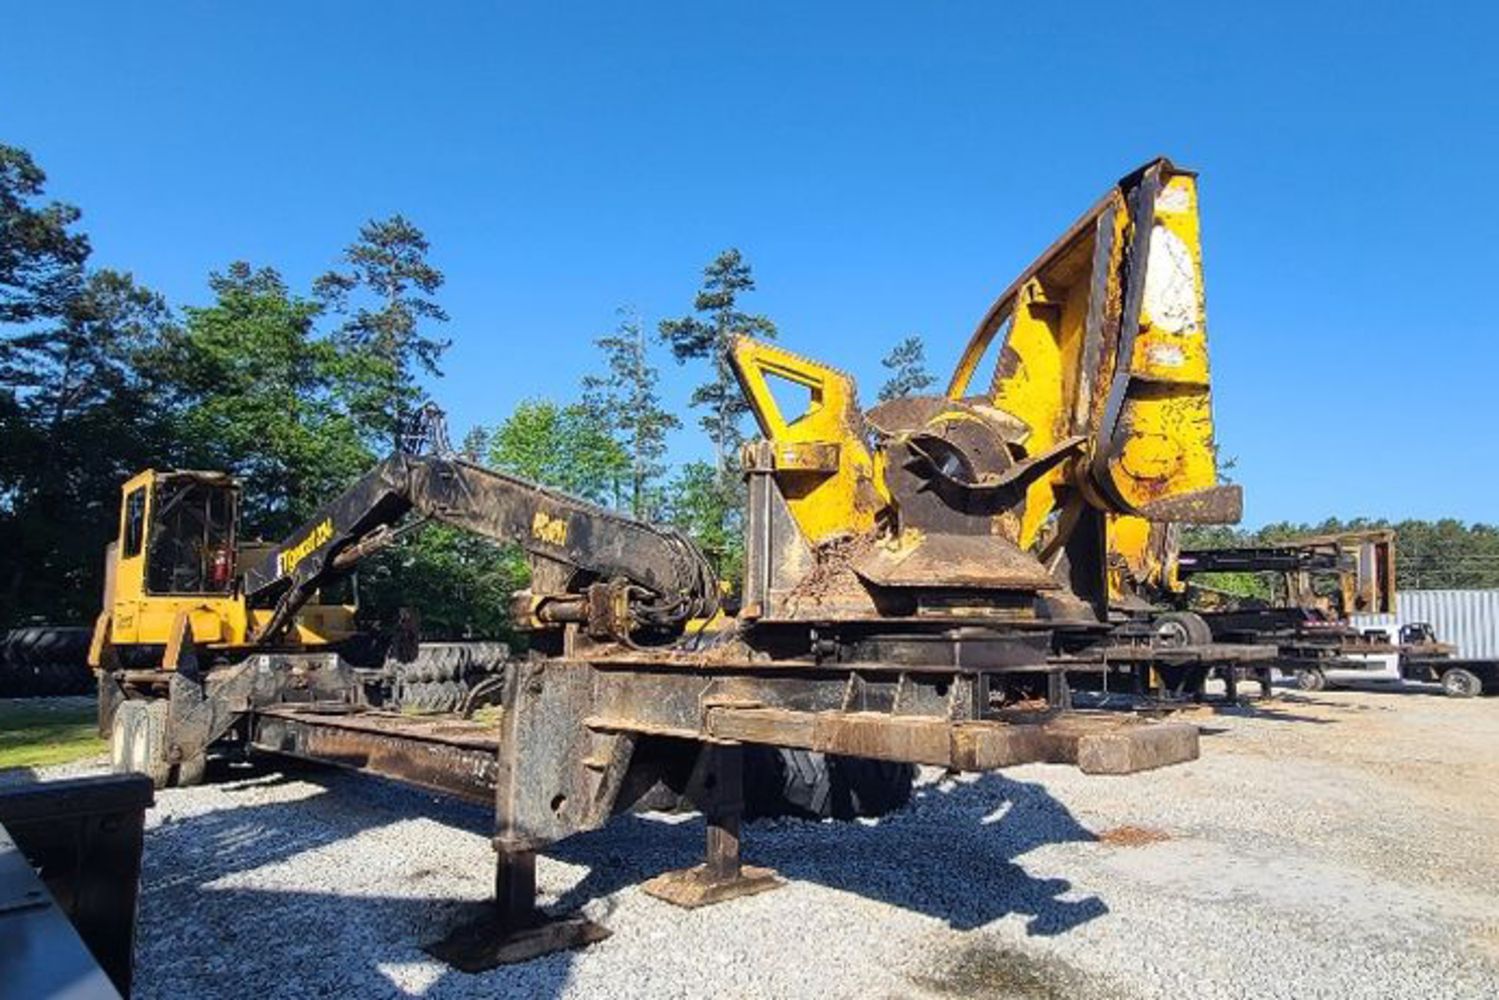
[145,479,238,594]
[123,487,147,557]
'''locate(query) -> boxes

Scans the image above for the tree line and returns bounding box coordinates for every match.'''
[0,142,936,635]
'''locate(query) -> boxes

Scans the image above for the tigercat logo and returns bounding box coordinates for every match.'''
[277,518,334,576]
[531,511,569,547]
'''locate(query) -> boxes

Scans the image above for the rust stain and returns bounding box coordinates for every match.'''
[1096,824,1172,847]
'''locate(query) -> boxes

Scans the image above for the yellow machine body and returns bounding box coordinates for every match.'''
[732,158,1236,627]
[88,468,356,670]
[731,337,889,546]
[947,159,1233,545]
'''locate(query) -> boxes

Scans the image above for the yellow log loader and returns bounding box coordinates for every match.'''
[91,157,1242,968]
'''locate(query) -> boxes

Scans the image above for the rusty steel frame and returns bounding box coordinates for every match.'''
[215,650,1198,968]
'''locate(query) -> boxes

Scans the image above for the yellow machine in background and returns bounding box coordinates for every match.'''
[88,469,356,670]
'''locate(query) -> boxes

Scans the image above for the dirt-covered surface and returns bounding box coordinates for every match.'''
[21,683,1499,998]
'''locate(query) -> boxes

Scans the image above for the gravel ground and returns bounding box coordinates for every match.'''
[20,683,1499,999]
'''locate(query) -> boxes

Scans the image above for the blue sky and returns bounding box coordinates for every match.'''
[3,2,1495,526]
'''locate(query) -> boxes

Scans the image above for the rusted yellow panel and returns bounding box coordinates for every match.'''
[729,336,886,544]
[1106,513,1180,603]
[948,160,1232,537]
[1099,172,1221,512]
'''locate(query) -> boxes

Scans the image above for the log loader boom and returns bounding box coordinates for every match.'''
[88,413,717,672]
[245,445,717,649]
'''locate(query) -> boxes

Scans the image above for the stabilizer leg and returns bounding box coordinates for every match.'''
[425,849,610,971]
[641,742,782,908]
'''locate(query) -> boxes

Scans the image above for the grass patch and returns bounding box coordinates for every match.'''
[0,698,105,770]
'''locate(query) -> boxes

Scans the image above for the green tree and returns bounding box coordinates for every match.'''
[459,425,491,463]
[356,524,527,641]
[487,399,629,506]
[314,215,449,450]
[581,310,679,520]
[877,335,935,401]
[0,146,177,623]
[161,263,373,539]
[659,248,776,470]
[658,249,775,569]
[665,460,742,582]
[0,143,90,331]
[0,269,177,622]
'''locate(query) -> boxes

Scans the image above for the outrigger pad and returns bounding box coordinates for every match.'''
[424,910,611,971]
[641,863,783,909]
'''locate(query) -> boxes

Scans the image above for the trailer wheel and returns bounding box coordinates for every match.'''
[1295,668,1327,692]
[1440,667,1482,699]
[110,701,170,788]
[1153,612,1213,649]
[109,700,140,774]
[111,699,205,789]
[745,748,915,821]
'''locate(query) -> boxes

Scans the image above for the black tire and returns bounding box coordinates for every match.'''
[836,756,918,817]
[1295,667,1327,692]
[111,699,205,788]
[0,626,94,697]
[1440,667,1482,699]
[389,642,509,713]
[1153,612,1213,649]
[744,748,916,821]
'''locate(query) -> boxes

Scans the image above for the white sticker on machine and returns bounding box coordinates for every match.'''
[1143,225,1199,336]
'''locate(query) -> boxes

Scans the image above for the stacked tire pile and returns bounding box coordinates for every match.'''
[388,641,512,712]
[0,626,94,697]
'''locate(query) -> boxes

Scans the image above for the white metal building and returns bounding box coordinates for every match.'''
[1351,589,1499,659]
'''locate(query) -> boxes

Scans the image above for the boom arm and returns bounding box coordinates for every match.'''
[243,453,718,645]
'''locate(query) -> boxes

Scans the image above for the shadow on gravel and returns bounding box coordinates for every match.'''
[1200,701,1339,726]
[549,771,1108,936]
[132,764,1108,998]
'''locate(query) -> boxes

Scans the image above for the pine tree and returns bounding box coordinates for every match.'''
[581,309,680,520]
[659,249,776,564]
[0,144,90,331]
[659,249,776,471]
[314,215,450,450]
[164,262,372,538]
[877,335,935,401]
[460,425,491,463]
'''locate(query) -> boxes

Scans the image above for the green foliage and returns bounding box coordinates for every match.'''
[459,425,491,463]
[486,398,629,505]
[357,524,526,641]
[658,249,776,563]
[0,143,90,329]
[878,335,936,401]
[0,262,177,622]
[659,248,776,468]
[162,263,373,539]
[581,310,679,520]
[315,215,450,450]
[665,459,743,584]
